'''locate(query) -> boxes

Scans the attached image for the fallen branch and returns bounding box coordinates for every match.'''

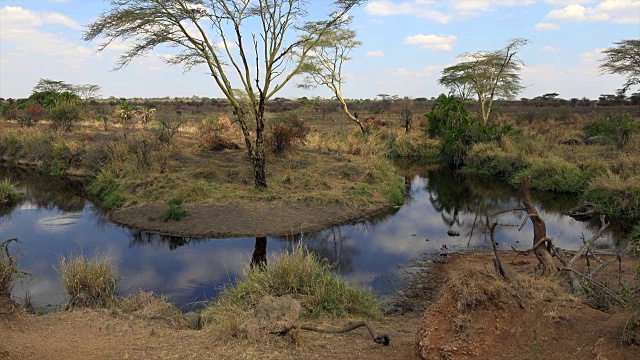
[490,222,509,280]
[560,268,626,306]
[276,321,390,346]
[568,215,609,267]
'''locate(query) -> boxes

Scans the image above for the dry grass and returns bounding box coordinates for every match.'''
[201,246,382,342]
[59,254,118,308]
[446,267,573,312]
[0,179,23,205]
[118,290,185,327]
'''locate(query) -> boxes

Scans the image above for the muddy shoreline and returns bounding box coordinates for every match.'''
[109,201,396,238]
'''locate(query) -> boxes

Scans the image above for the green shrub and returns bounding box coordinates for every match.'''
[462,143,527,179]
[426,94,469,138]
[582,174,640,221]
[86,173,126,210]
[0,179,23,205]
[510,157,587,193]
[41,142,73,176]
[159,198,188,222]
[49,103,81,132]
[583,112,637,148]
[385,134,439,162]
[59,254,118,308]
[201,246,381,331]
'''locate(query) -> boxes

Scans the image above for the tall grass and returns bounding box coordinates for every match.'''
[0,179,23,205]
[59,254,118,308]
[201,246,381,337]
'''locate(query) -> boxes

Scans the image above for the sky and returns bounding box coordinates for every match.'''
[0,0,639,100]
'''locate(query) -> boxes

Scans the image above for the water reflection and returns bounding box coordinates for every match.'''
[0,165,629,310]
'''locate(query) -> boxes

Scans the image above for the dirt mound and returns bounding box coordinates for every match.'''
[414,253,640,359]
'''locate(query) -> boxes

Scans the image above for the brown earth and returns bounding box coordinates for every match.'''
[3,252,639,359]
[110,201,393,238]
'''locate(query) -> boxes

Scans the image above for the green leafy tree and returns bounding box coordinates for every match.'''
[440,38,528,124]
[84,0,363,188]
[600,39,640,93]
[438,62,474,101]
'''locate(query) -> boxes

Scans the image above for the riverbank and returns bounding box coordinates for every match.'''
[2,252,638,359]
[0,120,405,237]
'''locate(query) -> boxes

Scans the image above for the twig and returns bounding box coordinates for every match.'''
[568,215,609,267]
[510,237,552,256]
[491,208,526,217]
[559,268,626,306]
[590,253,621,278]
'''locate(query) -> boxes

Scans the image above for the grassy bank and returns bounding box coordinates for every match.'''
[201,246,382,339]
[0,120,405,213]
[0,179,23,205]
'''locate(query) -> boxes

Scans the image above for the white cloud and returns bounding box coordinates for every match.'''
[534,22,560,30]
[365,0,538,23]
[580,48,606,63]
[365,50,385,57]
[0,6,81,30]
[543,1,640,25]
[392,65,443,78]
[541,45,557,52]
[547,4,588,21]
[404,34,457,51]
[364,1,452,23]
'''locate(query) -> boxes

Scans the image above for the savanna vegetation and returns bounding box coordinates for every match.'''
[1,0,639,357]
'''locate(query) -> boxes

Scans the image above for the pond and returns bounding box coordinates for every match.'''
[0,166,628,311]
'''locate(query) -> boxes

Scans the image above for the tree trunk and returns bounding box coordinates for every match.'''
[253,102,268,188]
[521,176,556,275]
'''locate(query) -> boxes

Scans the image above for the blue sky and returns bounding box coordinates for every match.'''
[1,0,639,100]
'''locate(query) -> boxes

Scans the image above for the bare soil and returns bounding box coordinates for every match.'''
[3,252,639,359]
[110,201,392,238]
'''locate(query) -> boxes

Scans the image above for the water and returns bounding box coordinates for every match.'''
[0,166,627,311]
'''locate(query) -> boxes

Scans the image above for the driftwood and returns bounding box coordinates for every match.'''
[489,222,509,280]
[563,202,597,221]
[276,321,390,346]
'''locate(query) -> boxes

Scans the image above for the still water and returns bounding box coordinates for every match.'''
[0,166,626,310]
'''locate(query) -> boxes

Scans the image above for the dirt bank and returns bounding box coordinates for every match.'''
[3,252,638,359]
[110,201,395,237]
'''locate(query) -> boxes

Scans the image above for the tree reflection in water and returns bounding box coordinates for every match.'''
[251,236,267,269]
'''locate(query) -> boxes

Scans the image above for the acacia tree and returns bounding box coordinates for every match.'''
[600,39,640,94]
[441,38,528,124]
[438,62,474,101]
[297,19,366,133]
[84,0,363,188]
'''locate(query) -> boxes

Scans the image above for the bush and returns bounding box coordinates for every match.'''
[159,198,188,222]
[510,157,588,193]
[59,254,118,308]
[49,103,81,132]
[86,173,126,210]
[16,103,45,127]
[426,94,469,138]
[119,290,184,326]
[462,143,527,179]
[584,112,637,148]
[3,107,17,120]
[0,179,23,205]
[439,118,512,168]
[201,246,381,333]
[581,174,640,220]
[267,114,310,154]
[197,116,242,151]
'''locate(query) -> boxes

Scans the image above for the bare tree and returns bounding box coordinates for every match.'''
[600,39,640,94]
[442,38,528,124]
[84,0,363,188]
[72,84,102,99]
[298,18,365,133]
